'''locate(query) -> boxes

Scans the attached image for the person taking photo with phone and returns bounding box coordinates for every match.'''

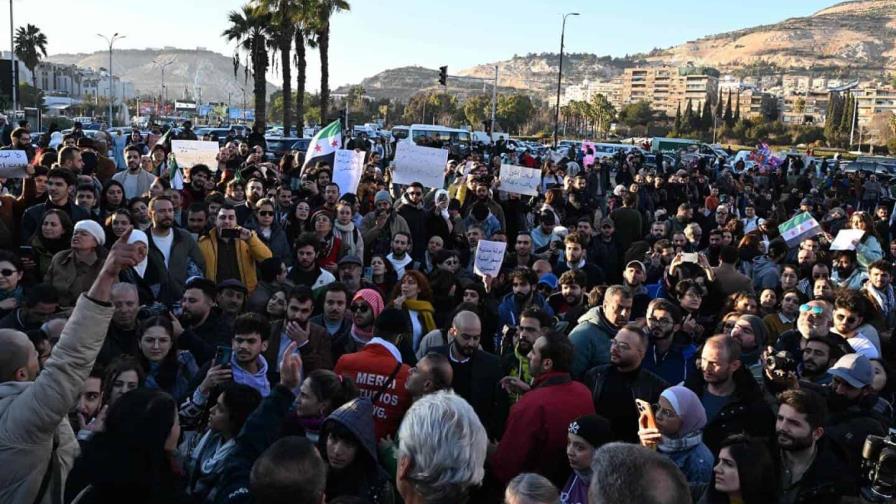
[198,204,272,293]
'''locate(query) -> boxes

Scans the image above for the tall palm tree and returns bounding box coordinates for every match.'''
[257,0,296,133]
[222,4,271,127]
[13,24,48,107]
[294,0,316,129]
[313,0,349,124]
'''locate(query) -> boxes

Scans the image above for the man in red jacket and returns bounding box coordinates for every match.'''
[335,308,412,440]
[490,331,595,488]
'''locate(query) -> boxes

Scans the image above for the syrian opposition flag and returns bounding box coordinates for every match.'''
[168,155,184,190]
[301,120,342,173]
[778,212,821,248]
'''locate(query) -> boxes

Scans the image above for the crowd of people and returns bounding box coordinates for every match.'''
[0,116,894,504]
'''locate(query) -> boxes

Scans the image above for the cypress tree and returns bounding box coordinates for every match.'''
[734,91,741,123]
[701,99,713,130]
[723,91,733,127]
[673,102,682,135]
[714,92,724,119]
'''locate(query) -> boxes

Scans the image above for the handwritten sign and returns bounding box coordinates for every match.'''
[171,140,219,170]
[332,149,365,195]
[473,239,507,278]
[392,142,448,189]
[830,229,865,251]
[499,164,540,196]
[0,150,29,178]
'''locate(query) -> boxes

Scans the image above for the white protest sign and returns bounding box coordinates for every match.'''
[473,239,507,278]
[830,229,865,251]
[171,140,220,170]
[0,150,29,178]
[392,142,448,189]
[332,149,365,195]
[499,164,540,196]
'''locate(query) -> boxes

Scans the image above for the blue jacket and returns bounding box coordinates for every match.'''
[661,437,714,488]
[642,343,696,385]
[568,307,617,379]
[497,292,553,338]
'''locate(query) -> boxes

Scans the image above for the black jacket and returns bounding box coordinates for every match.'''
[431,344,506,438]
[21,200,90,245]
[684,365,776,455]
[178,308,235,365]
[774,436,857,504]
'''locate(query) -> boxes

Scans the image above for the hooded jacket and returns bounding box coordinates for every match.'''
[322,398,394,504]
[0,295,114,504]
[751,255,781,291]
[568,307,618,379]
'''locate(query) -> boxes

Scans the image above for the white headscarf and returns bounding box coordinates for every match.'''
[128,229,149,278]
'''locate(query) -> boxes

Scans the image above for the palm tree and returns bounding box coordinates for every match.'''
[257,0,297,133]
[313,0,349,124]
[294,0,316,129]
[13,24,48,107]
[222,4,271,127]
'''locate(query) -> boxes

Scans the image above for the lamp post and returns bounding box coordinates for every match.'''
[97,32,125,127]
[153,56,175,108]
[553,12,579,148]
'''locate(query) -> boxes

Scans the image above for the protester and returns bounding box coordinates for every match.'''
[588,442,692,504]
[701,434,778,504]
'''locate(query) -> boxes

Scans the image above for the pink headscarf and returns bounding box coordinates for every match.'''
[351,289,384,342]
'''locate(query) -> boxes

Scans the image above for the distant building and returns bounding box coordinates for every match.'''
[855,86,896,126]
[717,87,776,120]
[779,90,829,125]
[561,79,622,110]
[619,65,719,117]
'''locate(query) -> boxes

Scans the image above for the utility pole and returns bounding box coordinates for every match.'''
[9,0,16,116]
[849,92,858,150]
[553,12,579,148]
[491,65,498,140]
[153,56,175,108]
[98,32,125,127]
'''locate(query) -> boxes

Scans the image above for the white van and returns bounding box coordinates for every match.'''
[401,124,472,157]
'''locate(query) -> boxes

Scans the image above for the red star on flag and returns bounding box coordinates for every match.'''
[314,144,322,152]
[330,139,339,147]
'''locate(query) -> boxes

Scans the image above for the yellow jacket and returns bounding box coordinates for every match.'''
[198,228,272,293]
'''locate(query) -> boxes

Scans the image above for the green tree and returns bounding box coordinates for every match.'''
[589,93,616,136]
[701,99,713,130]
[496,94,535,134]
[222,4,271,127]
[257,0,310,132]
[13,24,48,109]
[463,94,491,130]
[672,102,682,135]
[714,94,723,121]
[794,97,806,115]
[293,0,316,127]
[312,0,350,124]
[619,100,653,128]
[723,91,733,127]
[733,92,741,123]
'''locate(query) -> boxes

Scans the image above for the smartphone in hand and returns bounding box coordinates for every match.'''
[214,345,233,368]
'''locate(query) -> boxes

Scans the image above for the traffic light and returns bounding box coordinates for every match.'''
[439,66,448,86]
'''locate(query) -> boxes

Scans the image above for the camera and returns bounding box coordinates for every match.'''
[764,350,796,379]
[861,429,896,502]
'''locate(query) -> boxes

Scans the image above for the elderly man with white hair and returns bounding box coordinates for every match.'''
[396,390,487,504]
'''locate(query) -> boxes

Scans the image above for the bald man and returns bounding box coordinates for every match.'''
[0,230,141,504]
[431,310,505,438]
[405,352,454,401]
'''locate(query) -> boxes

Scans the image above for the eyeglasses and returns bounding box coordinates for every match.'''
[0,269,16,277]
[647,317,673,327]
[799,304,824,315]
[610,339,632,351]
[258,211,274,217]
[654,404,677,420]
[349,304,369,313]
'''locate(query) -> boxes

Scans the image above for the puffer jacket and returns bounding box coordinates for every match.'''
[198,228,273,293]
[0,295,114,504]
[321,398,395,504]
[568,307,618,379]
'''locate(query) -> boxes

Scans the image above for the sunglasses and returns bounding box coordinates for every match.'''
[835,313,858,325]
[350,304,369,313]
[0,269,16,277]
[799,304,824,315]
[258,211,274,217]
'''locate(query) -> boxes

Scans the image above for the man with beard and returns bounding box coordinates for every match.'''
[831,251,868,290]
[585,325,668,443]
[461,178,506,231]
[775,389,855,503]
[386,231,417,278]
[824,353,892,477]
[507,231,535,269]
[96,283,141,366]
[186,203,210,239]
[180,164,212,210]
[646,238,676,284]
[642,299,691,384]
[336,255,375,296]
[622,260,651,319]
[310,282,352,359]
[147,196,205,302]
[548,270,587,324]
[432,310,504,438]
[286,232,335,290]
[360,190,410,261]
[861,259,896,334]
[113,145,156,199]
[685,335,774,455]
[491,331,595,488]
[668,203,692,235]
[499,306,551,406]
[216,279,247,321]
[175,278,234,365]
[701,229,723,266]
[198,205,272,293]
[21,167,89,244]
[496,268,554,343]
[569,285,632,379]
[799,336,840,386]
[396,183,427,260]
[646,220,668,245]
[264,286,332,383]
[554,232,605,289]
[775,300,836,367]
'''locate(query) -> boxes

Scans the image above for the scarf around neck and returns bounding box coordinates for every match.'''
[404,299,437,333]
[334,220,357,252]
[658,430,705,453]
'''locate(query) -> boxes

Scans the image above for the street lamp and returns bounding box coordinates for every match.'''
[98,32,125,127]
[153,56,175,108]
[553,12,579,149]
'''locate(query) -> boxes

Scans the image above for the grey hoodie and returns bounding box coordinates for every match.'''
[751,255,780,291]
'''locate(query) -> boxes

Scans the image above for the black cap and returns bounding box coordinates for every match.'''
[217,278,248,295]
[568,415,613,448]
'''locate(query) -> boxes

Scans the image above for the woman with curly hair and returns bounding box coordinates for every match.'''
[389,270,436,355]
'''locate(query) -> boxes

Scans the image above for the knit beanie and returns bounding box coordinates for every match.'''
[353,289,384,319]
[568,415,613,449]
[74,219,106,247]
[660,386,707,436]
[374,190,392,205]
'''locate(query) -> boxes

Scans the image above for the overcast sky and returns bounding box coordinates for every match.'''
[11,0,834,90]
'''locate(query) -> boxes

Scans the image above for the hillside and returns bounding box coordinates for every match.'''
[341,0,896,103]
[46,48,278,103]
[648,0,896,72]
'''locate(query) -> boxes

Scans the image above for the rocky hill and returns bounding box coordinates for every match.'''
[46,48,278,103]
[341,0,896,102]
[647,0,896,73]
